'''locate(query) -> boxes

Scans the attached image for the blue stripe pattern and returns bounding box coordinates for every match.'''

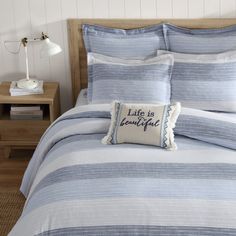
[83,24,166,59]
[158,50,236,112]
[31,162,236,197]
[87,53,173,104]
[10,106,236,236]
[175,109,236,150]
[25,177,236,217]
[163,23,236,53]
[36,226,236,236]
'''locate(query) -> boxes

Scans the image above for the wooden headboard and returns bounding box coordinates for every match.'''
[67,18,236,104]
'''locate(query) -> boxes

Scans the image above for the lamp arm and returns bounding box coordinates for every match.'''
[4,32,60,60]
[24,32,49,43]
[4,37,41,55]
[5,32,48,47]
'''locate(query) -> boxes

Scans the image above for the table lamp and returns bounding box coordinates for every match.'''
[5,33,62,89]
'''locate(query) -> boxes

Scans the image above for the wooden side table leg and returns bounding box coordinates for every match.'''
[4,147,11,159]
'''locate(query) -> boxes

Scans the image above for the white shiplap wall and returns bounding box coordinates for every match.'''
[0,0,236,111]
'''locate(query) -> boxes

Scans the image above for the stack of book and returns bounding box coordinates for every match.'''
[10,105,43,120]
[10,81,44,96]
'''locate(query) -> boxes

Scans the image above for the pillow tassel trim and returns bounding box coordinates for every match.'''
[163,102,181,151]
[102,101,119,145]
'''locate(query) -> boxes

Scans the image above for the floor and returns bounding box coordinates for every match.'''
[0,148,31,192]
[0,148,32,235]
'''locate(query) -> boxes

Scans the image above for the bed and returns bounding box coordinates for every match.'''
[9,19,236,236]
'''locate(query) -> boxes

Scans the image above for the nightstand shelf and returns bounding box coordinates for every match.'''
[0,104,50,121]
[0,82,60,158]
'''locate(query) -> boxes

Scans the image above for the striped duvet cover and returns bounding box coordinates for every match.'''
[9,104,236,236]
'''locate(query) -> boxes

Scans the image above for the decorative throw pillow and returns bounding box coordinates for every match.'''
[83,24,166,60]
[157,50,236,112]
[87,53,174,104]
[163,23,236,54]
[102,102,181,150]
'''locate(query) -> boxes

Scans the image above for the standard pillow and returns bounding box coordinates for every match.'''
[102,101,181,150]
[83,24,166,59]
[163,23,236,54]
[157,50,236,112]
[88,53,174,104]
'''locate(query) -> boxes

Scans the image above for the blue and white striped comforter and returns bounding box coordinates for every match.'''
[9,104,236,236]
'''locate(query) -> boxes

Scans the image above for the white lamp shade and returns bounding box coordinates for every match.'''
[40,38,62,58]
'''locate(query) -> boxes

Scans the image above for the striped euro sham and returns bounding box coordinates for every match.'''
[87,52,174,104]
[158,50,236,112]
[176,108,236,150]
[83,24,166,59]
[163,23,236,54]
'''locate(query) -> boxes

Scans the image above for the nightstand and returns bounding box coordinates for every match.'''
[0,82,60,158]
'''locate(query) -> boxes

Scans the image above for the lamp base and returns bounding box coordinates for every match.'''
[17,78,39,90]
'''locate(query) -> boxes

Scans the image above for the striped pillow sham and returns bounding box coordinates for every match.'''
[176,108,236,150]
[83,24,166,59]
[87,53,174,104]
[163,23,236,54]
[157,50,236,112]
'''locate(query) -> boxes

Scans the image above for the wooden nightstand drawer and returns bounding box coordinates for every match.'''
[0,120,50,141]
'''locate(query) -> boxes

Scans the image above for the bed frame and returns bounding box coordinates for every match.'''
[67,18,236,104]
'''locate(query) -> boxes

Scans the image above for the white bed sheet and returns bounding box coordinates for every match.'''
[75,88,88,106]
